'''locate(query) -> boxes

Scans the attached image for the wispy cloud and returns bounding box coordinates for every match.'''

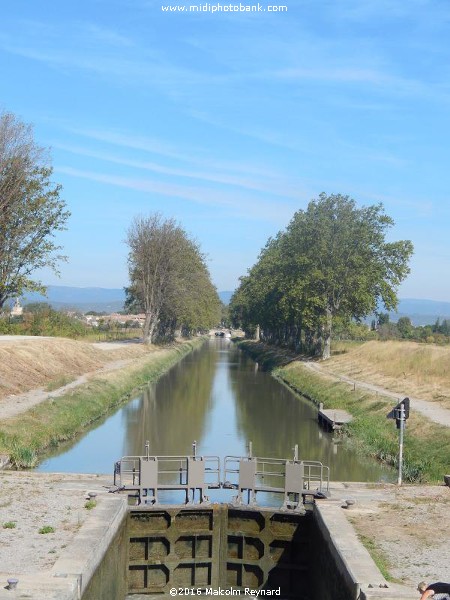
[57,125,295,181]
[56,165,296,223]
[54,142,301,197]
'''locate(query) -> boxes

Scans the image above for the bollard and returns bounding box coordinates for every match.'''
[7,578,19,590]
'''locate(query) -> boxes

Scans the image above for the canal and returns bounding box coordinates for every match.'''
[37,338,391,484]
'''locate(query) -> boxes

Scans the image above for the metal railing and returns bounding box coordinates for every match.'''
[112,441,329,510]
[223,443,329,510]
[113,441,220,505]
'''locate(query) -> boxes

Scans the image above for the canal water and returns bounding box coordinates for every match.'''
[37,338,392,485]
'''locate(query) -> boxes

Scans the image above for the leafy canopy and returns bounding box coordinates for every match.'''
[0,111,70,309]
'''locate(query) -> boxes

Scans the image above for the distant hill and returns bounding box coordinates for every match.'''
[20,286,236,313]
[17,287,450,324]
[389,298,450,326]
[22,286,126,313]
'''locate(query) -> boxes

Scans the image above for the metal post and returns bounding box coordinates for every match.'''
[293,444,299,462]
[247,441,253,459]
[398,405,405,486]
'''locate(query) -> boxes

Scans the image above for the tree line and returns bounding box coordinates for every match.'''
[0,109,221,342]
[230,193,414,359]
[125,214,221,343]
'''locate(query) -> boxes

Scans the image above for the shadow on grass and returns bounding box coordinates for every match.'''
[235,340,309,371]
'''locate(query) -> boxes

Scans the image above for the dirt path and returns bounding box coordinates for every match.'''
[0,337,152,421]
[0,356,137,420]
[302,360,450,427]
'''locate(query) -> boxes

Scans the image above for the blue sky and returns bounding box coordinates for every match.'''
[1,0,449,299]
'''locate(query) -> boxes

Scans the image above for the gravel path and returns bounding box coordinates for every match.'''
[0,357,137,420]
[303,360,450,427]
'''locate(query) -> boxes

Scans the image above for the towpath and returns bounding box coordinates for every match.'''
[1,335,450,429]
[0,338,146,421]
[303,360,450,427]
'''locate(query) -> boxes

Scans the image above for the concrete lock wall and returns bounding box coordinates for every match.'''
[81,515,128,600]
[80,504,368,599]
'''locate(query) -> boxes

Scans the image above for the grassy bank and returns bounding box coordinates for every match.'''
[237,340,450,483]
[0,339,203,468]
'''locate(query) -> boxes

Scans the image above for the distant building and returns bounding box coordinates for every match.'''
[82,312,145,328]
[11,299,23,317]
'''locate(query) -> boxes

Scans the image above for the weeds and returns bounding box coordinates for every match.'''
[9,444,38,469]
[352,532,400,583]
[38,525,55,534]
[2,521,16,529]
[84,500,97,510]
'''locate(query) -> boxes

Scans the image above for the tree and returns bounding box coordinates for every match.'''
[23,301,53,314]
[0,111,70,309]
[230,193,414,359]
[284,194,414,358]
[126,213,220,343]
[377,312,390,327]
[396,316,413,338]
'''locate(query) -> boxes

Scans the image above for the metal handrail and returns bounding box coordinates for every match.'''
[112,442,330,508]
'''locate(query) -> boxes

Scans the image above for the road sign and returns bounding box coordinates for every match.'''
[387,397,410,486]
[387,397,410,427]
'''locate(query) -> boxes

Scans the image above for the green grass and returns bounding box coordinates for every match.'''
[84,500,97,510]
[353,533,400,582]
[46,375,77,392]
[2,521,16,529]
[38,525,55,534]
[237,340,450,483]
[0,339,204,468]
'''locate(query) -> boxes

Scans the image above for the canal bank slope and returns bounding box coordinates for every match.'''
[236,340,450,484]
[0,336,204,468]
[236,340,450,588]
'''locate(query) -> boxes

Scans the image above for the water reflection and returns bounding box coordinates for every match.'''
[38,339,392,484]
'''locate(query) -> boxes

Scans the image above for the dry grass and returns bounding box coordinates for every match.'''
[0,338,149,399]
[324,340,450,408]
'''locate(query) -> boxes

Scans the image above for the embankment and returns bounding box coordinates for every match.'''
[0,338,204,468]
[236,340,450,483]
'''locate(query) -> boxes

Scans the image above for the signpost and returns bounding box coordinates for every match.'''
[386,398,410,485]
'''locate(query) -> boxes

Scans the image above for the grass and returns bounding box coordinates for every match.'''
[84,500,97,510]
[0,336,147,400]
[319,340,450,409]
[38,525,55,534]
[237,340,450,483]
[46,375,77,392]
[2,521,16,529]
[0,339,204,467]
[352,532,399,583]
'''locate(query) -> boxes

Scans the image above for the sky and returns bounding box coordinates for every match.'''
[1,0,450,300]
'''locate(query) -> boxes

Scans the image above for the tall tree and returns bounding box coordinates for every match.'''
[126,213,220,343]
[285,194,413,358]
[231,193,413,359]
[0,111,70,309]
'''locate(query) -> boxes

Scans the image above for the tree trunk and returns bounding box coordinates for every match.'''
[143,311,158,344]
[322,308,332,360]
